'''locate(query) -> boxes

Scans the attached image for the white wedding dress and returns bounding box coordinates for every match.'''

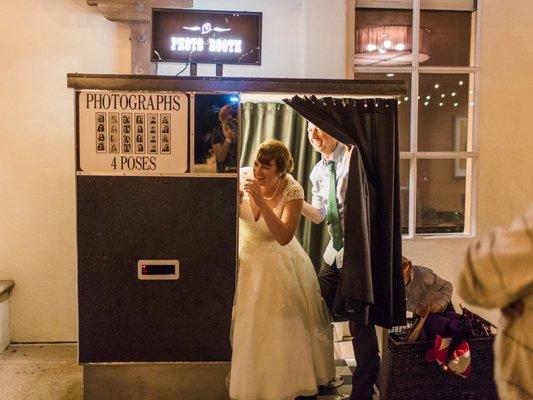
[230,170,335,400]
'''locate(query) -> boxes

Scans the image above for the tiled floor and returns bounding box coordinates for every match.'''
[314,358,356,399]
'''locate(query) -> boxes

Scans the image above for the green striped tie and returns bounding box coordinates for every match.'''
[327,161,343,251]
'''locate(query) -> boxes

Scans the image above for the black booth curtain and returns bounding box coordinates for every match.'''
[283,96,405,329]
[240,102,330,269]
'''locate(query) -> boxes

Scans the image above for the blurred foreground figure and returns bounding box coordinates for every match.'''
[458,205,533,400]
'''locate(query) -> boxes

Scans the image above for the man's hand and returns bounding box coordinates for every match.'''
[414,305,429,317]
[427,303,444,314]
[222,121,237,141]
[502,300,524,321]
[415,303,443,317]
[302,201,324,224]
[344,144,353,159]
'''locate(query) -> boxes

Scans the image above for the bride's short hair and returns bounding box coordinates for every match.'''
[255,140,294,177]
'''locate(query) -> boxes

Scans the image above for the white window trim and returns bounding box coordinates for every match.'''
[355,0,482,239]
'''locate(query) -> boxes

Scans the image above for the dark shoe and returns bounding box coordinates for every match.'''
[319,376,344,388]
[294,396,317,400]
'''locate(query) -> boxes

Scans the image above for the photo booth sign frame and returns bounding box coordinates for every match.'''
[78,90,188,175]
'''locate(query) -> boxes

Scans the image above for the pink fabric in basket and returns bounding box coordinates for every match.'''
[426,334,472,378]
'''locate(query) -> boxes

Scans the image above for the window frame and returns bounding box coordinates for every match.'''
[354,0,482,239]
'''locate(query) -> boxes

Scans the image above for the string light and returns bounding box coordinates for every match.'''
[426,95,431,100]
[459,80,464,86]
[434,83,440,89]
[439,102,444,107]
[453,102,459,107]
[451,92,456,97]
[441,94,446,98]
[424,101,429,106]
[386,73,395,77]
[404,96,409,101]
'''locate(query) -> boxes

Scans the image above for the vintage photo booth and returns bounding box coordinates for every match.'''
[67,73,406,400]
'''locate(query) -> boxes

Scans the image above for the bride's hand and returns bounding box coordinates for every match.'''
[243,178,265,206]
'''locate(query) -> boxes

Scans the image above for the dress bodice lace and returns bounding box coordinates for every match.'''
[239,169,304,242]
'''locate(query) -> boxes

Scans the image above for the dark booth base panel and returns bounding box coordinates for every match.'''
[77,176,237,363]
[84,363,230,400]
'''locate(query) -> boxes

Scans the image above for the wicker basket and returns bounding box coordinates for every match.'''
[381,320,498,400]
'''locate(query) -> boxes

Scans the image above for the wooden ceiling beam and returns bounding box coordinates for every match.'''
[87,0,192,22]
[87,1,193,75]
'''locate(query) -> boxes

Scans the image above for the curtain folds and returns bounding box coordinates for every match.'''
[283,96,405,328]
[240,102,329,270]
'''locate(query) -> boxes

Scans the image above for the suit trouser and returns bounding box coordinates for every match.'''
[318,261,379,400]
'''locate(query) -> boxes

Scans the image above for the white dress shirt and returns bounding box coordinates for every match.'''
[309,143,350,268]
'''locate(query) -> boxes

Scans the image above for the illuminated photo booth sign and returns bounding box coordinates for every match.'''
[151,9,262,65]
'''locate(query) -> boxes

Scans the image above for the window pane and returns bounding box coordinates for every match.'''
[418,73,472,152]
[355,8,413,67]
[416,159,466,234]
[400,159,410,234]
[353,73,411,151]
[419,9,473,67]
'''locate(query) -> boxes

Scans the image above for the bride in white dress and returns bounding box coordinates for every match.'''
[230,140,335,400]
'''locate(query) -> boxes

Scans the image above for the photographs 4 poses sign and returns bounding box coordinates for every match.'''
[151,9,262,65]
[78,91,188,175]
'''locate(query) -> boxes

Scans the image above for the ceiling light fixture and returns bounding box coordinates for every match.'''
[354,25,430,66]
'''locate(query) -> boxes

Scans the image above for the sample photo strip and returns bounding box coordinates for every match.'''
[122,113,132,154]
[109,112,120,154]
[95,112,107,153]
[148,113,158,154]
[134,113,145,154]
[160,113,171,154]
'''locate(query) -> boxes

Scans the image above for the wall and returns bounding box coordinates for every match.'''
[0,0,130,342]
[475,0,533,231]
[0,0,354,342]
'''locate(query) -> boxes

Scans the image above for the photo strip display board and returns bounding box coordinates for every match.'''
[78,91,188,175]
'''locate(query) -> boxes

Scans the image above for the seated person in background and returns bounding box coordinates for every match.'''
[403,256,454,316]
